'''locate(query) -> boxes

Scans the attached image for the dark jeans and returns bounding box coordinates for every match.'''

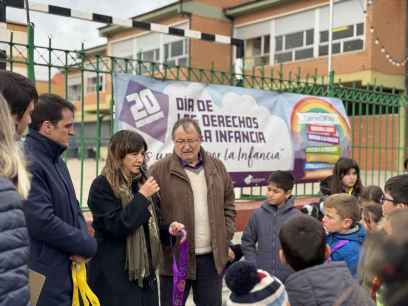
[160,253,223,306]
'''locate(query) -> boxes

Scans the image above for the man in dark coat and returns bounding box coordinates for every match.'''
[23,94,97,306]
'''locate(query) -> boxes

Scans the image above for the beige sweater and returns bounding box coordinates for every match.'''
[185,168,212,255]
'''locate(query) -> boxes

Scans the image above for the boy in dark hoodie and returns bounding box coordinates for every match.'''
[241,171,301,282]
[323,193,366,277]
[279,215,375,306]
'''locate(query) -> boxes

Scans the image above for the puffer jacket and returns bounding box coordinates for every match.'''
[326,224,366,277]
[285,261,375,306]
[0,177,30,306]
[241,197,301,282]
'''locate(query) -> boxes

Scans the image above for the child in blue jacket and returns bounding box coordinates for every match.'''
[323,193,366,277]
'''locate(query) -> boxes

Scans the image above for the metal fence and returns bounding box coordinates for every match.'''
[1,35,407,207]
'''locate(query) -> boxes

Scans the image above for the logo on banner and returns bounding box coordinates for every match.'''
[291,97,351,181]
[118,80,169,142]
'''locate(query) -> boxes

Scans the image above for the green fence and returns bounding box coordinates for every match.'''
[1,35,407,207]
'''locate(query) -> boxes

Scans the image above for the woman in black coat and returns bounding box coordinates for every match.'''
[87,130,183,306]
[0,94,32,306]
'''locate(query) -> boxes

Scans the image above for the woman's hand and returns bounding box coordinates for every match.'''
[139,177,160,198]
[169,221,186,242]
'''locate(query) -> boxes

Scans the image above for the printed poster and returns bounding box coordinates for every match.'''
[113,74,351,187]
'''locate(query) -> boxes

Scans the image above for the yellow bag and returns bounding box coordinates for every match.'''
[71,262,100,306]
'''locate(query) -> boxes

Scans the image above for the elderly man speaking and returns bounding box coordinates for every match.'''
[151,117,236,306]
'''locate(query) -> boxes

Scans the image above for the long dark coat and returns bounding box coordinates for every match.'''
[87,174,168,306]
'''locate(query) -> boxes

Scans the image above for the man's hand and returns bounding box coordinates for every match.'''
[70,255,90,263]
[169,222,186,242]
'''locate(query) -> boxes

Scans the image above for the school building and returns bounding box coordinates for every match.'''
[98,0,405,87]
[68,0,407,168]
[1,20,30,76]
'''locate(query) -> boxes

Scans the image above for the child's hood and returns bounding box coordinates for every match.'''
[285,261,375,306]
[331,223,366,244]
[261,196,296,214]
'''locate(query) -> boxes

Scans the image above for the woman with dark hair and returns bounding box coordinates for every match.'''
[330,157,363,197]
[87,130,182,306]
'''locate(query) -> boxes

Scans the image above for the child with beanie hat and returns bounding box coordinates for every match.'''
[225,261,290,306]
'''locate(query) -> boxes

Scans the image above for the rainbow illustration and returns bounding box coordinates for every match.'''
[291,97,352,181]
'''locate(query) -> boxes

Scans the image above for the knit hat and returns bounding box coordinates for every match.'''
[225,261,290,306]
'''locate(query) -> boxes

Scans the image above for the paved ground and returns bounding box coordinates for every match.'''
[72,158,239,305]
[70,158,394,305]
[184,232,243,306]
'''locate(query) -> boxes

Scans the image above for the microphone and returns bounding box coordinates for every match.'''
[139,164,161,203]
[139,163,149,180]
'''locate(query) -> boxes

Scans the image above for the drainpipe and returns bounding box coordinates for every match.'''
[405,0,408,94]
[0,0,6,70]
[404,0,408,168]
[327,0,334,96]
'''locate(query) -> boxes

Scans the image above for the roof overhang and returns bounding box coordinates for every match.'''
[84,44,107,56]
[6,19,27,27]
[99,1,185,37]
[225,0,297,18]
[99,0,230,37]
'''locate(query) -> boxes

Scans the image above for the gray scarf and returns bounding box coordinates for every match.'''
[117,183,162,287]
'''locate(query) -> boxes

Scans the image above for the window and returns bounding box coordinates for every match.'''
[68,84,81,102]
[285,32,304,49]
[320,31,329,43]
[178,57,188,67]
[86,74,104,94]
[170,40,184,57]
[249,37,262,56]
[295,48,314,60]
[343,39,364,52]
[245,35,270,67]
[275,36,283,52]
[356,23,364,36]
[164,39,188,67]
[306,29,314,45]
[275,52,292,63]
[275,28,314,63]
[137,48,160,62]
[135,48,161,74]
[319,23,364,56]
[332,25,354,40]
[234,1,365,66]
[264,35,270,54]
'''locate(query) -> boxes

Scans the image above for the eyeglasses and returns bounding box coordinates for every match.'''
[174,139,200,146]
[380,195,396,205]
